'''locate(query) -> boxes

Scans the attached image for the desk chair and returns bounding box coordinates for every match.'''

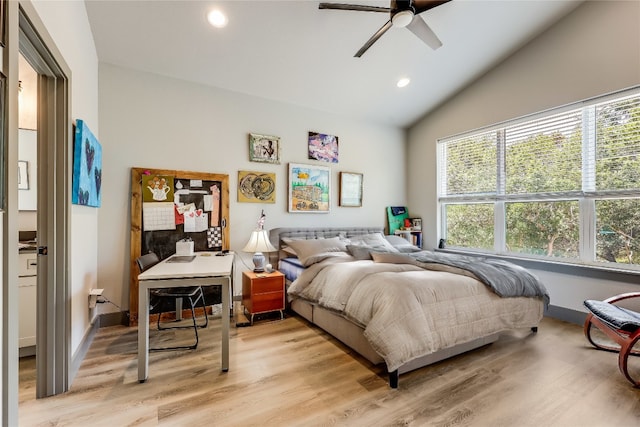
[136,252,209,351]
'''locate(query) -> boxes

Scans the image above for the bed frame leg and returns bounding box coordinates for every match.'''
[388,370,399,389]
[531,326,538,333]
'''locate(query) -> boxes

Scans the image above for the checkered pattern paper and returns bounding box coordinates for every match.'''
[207,227,223,248]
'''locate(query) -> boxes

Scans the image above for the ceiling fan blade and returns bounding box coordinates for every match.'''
[354,19,393,57]
[319,3,390,13]
[412,0,451,15]
[406,15,442,50]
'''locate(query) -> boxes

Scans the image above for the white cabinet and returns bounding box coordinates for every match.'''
[18,252,37,348]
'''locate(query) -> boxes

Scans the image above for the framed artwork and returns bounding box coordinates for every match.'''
[249,133,280,164]
[288,163,330,213]
[142,174,174,202]
[339,172,363,207]
[238,170,276,203]
[72,119,102,207]
[18,161,29,190]
[308,131,339,163]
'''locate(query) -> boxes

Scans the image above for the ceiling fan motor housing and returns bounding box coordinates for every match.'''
[391,0,415,28]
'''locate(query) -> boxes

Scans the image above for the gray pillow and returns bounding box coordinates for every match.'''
[384,235,413,246]
[397,246,422,253]
[346,233,399,252]
[346,244,397,260]
[384,235,422,252]
[286,237,348,266]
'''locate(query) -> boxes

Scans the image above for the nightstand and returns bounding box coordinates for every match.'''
[242,270,285,325]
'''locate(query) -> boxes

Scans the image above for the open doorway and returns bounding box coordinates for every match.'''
[16,52,38,405]
[18,4,71,399]
[17,53,38,361]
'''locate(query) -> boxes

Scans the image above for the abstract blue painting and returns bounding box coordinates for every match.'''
[72,119,102,207]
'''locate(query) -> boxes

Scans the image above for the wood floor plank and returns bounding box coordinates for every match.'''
[18,313,640,426]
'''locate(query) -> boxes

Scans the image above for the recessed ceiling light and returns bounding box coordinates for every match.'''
[207,9,228,28]
[397,77,410,88]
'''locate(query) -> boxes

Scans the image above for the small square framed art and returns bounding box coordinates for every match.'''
[249,133,280,164]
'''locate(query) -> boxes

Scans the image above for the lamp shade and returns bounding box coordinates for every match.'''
[242,230,277,253]
[242,229,277,272]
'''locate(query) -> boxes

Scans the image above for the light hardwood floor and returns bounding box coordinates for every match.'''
[19,310,640,426]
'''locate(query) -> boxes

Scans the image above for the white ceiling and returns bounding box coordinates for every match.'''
[84,0,582,128]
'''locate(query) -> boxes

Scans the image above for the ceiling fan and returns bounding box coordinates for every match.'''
[319,0,451,57]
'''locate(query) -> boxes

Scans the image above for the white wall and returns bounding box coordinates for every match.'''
[17,129,37,212]
[96,63,405,312]
[407,1,640,313]
[30,1,100,354]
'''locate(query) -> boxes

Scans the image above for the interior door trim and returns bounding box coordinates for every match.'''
[19,2,71,399]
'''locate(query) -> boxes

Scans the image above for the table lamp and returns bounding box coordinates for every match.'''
[242,210,277,272]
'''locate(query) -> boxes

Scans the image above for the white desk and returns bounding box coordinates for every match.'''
[137,252,234,382]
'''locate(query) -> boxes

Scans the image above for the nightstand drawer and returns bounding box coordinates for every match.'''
[251,292,284,313]
[253,276,283,293]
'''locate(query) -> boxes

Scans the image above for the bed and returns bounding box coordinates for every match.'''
[269,227,548,388]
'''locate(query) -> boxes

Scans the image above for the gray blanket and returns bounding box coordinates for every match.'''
[410,251,550,306]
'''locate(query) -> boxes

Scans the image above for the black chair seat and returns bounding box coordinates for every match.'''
[151,286,201,298]
[584,300,640,333]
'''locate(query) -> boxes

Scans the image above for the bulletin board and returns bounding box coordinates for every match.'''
[129,167,230,326]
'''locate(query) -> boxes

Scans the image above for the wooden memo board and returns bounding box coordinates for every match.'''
[129,167,230,326]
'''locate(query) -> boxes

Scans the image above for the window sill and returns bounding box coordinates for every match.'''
[435,248,640,283]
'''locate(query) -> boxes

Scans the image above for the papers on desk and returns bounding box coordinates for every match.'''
[166,255,196,263]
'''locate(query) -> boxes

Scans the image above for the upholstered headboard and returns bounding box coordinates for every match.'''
[269,226,384,261]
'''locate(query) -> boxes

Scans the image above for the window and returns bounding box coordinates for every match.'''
[438,86,640,269]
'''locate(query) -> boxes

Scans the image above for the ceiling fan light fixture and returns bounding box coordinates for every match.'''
[207,9,228,28]
[392,10,414,28]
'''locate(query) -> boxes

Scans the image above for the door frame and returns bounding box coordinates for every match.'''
[2,1,71,423]
[18,2,71,399]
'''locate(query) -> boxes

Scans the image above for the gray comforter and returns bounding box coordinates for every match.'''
[288,255,545,372]
[410,251,550,306]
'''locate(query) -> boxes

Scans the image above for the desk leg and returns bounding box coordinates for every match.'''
[175,298,183,320]
[222,277,230,372]
[138,283,150,382]
[230,261,235,316]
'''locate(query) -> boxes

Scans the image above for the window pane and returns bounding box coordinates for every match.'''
[506,201,579,258]
[444,204,494,249]
[438,87,640,268]
[596,199,640,264]
[441,131,497,196]
[595,96,640,191]
[505,110,582,194]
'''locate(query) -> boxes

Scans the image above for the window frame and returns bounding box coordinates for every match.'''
[437,86,640,272]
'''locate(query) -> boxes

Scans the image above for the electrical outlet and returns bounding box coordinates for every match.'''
[89,288,104,309]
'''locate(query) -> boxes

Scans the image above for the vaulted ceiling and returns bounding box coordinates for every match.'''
[85,1,582,128]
